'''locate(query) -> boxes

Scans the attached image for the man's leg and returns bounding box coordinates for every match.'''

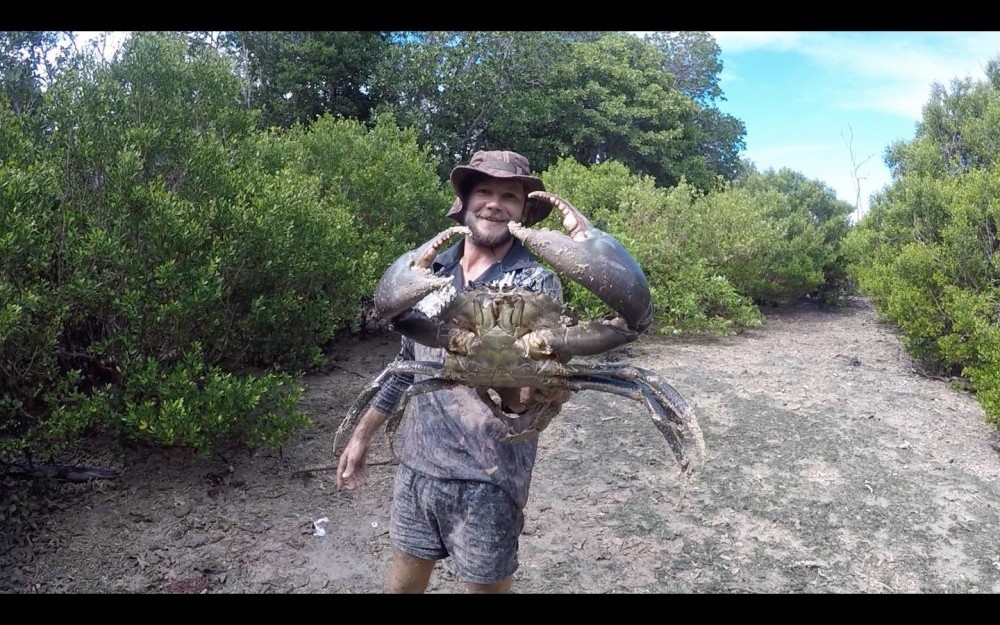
[387,546,437,593]
[465,576,512,594]
[439,481,524,593]
[388,466,447,593]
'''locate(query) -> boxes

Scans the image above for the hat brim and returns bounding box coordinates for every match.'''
[449,166,551,227]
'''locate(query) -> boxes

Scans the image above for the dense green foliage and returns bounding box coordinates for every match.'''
[0,32,449,459]
[730,168,855,306]
[8,29,999,459]
[330,31,746,190]
[538,159,754,333]
[541,159,851,333]
[219,31,393,129]
[845,61,1000,427]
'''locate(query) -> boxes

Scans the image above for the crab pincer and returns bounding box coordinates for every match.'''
[509,192,654,334]
[374,226,470,320]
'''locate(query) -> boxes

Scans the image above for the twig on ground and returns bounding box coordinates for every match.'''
[4,463,119,483]
[909,363,966,384]
[322,363,367,378]
[292,460,397,478]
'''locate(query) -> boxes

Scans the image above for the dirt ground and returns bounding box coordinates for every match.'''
[2,296,1000,594]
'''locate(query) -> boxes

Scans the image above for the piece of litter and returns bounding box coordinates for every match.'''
[313,517,330,537]
[371,521,378,528]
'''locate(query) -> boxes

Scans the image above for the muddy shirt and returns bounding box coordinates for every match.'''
[372,238,564,510]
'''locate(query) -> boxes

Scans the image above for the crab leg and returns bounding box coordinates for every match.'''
[333,360,447,455]
[564,375,704,472]
[383,375,462,458]
[562,362,705,467]
[509,191,654,334]
[374,226,470,320]
[629,367,704,456]
[565,363,702,434]
[332,365,400,454]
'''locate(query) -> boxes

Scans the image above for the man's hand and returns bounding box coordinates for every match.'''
[497,386,572,414]
[337,435,369,490]
[336,407,389,490]
[523,386,573,409]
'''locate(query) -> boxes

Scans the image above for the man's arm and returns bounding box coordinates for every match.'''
[337,406,390,490]
[336,339,414,490]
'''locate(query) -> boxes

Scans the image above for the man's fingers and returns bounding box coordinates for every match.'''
[344,469,366,490]
[340,470,356,490]
[337,448,368,491]
[336,453,351,489]
[530,387,572,404]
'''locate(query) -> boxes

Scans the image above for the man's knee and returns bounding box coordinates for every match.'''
[387,546,436,593]
[465,576,513,594]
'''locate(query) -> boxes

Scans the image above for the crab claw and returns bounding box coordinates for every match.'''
[374,226,470,319]
[509,191,654,333]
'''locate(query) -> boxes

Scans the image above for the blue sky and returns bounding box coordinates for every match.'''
[707,31,1000,219]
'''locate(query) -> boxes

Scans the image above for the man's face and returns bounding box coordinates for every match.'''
[462,177,527,248]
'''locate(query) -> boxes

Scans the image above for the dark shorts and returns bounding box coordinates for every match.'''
[390,464,524,585]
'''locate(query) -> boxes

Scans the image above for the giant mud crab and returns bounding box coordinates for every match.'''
[335,192,705,472]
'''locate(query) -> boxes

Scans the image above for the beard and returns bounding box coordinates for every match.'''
[463,213,514,249]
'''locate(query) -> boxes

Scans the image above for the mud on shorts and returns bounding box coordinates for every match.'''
[390,464,525,585]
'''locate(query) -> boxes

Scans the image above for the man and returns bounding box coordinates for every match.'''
[336,150,572,593]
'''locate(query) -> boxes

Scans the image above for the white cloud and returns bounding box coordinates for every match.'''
[72,31,131,60]
[718,32,1000,121]
[709,31,804,52]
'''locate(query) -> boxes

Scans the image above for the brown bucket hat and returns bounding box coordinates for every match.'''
[447,150,552,227]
